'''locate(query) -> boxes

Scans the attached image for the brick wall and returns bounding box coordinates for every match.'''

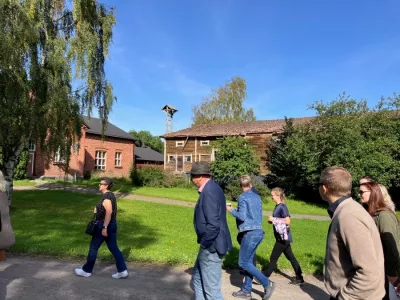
[32,131,135,179]
[83,133,134,178]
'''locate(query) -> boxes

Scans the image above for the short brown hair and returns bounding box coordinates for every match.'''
[320,166,352,197]
[239,175,252,188]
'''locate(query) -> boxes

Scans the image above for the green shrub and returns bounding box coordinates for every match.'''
[131,166,165,187]
[225,177,270,203]
[13,150,29,180]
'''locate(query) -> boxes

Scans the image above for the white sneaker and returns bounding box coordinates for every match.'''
[112,270,129,279]
[75,268,92,277]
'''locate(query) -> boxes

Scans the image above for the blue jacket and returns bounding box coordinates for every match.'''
[194,180,233,255]
[229,189,263,232]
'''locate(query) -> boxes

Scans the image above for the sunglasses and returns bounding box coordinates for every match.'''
[359,190,370,195]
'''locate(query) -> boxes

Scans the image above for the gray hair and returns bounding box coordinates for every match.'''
[0,170,6,193]
[239,175,252,188]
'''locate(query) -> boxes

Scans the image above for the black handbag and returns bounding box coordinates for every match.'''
[85,214,98,236]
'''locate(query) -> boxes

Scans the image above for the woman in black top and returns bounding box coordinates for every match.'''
[75,177,128,278]
[264,187,304,285]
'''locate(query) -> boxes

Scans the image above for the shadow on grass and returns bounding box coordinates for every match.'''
[9,190,159,263]
[304,253,324,277]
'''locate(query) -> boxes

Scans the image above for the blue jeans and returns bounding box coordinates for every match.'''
[82,220,127,273]
[239,229,270,292]
[192,247,224,300]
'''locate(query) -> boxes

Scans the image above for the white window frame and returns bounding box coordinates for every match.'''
[95,150,107,170]
[184,154,192,163]
[54,148,65,163]
[168,154,176,163]
[200,140,210,146]
[115,152,122,167]
[28,139,36,152]
[211,148,218,161]
[199,154,211,161]
[176,141,184,147]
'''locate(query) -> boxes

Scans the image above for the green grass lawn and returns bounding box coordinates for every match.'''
[10,190,328,275]
[13,179,38,186]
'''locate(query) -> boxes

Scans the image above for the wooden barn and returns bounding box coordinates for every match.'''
[160,117,313,175]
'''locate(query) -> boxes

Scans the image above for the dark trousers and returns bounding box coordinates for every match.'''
[264,240,303,278]
[82,220,127,273]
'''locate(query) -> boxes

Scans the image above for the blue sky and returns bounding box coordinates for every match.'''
[101,0,400,136]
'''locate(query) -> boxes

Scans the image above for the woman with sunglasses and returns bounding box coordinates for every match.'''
[75,177,128,279]
[359,182,400,300]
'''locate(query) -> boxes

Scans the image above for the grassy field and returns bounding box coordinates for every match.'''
[15,178,329,216]
[10,190,328,275]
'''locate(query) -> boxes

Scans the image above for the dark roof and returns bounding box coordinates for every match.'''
[82,116,135,141]
[161,117,314,138]
[135,146,164,162]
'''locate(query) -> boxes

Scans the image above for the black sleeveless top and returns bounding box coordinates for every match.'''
[95,192,117,221]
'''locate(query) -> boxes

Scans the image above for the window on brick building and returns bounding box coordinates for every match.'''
[95,151,107,170]
[115,152,122,167]
[54,148,65,163]
[28,139,36,152]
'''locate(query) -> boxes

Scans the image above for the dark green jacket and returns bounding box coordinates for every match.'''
[374,210,400,277]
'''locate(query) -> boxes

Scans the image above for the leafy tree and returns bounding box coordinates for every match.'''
[129,130,164,153]
[267,93,400,200]
[0,0,116,205]
[192,76,255,125]
[210,136,260,185]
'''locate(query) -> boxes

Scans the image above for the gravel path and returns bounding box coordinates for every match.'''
[0,256,330,300]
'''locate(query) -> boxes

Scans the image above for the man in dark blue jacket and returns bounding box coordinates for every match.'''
[191,162,232,300]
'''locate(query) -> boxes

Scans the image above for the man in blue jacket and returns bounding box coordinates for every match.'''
[191,162,232,300]
[227,175,275,300]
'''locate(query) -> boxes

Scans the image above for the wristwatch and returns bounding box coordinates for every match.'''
[102,226,107,229]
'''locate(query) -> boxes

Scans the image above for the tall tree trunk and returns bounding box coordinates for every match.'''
[2,145,24,207]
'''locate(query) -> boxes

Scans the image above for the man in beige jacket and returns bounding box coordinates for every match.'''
[319,166,385,300]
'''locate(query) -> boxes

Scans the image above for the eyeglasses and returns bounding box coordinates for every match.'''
[359,190,370,195]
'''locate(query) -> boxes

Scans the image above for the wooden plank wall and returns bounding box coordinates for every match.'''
[164,134,274,175]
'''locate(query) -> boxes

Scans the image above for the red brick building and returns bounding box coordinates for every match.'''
[28,117,136,179]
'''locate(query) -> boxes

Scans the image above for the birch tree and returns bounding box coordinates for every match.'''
[0,0,116,205]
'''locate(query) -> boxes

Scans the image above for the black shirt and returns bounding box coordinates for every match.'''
[327,196,350,219]
[95,192,117,221]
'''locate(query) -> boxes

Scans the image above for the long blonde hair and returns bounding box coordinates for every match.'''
[379,184,395,212]
[0,170,6,193]
[271,187,286,204]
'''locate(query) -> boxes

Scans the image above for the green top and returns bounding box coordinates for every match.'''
[374,210,400,277]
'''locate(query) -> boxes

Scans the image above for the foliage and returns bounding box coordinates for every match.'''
[211,136,260,187]
[131,166,193,188]
[192,76,255,125]
[267,93,400,199]
[129,130,164,153]
[13,150,29,180]
[225,177,270,203]
[0,0,116,204]
[11,190,330,274]
[131,166,165,187]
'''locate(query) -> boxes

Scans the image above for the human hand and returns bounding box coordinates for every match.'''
[226,205,232,212]
[268,216,273,223]
[101,228,108,237]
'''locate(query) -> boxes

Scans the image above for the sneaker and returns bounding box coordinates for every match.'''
[75,268,91,278]
[290,277,305,286]
[232,290,251,300]
[112,270,129,279]
[263,281,276,300]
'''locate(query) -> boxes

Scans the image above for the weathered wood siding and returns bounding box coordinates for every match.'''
[164,137,217,173]
[165,134,275,175]
[246,133,273,175]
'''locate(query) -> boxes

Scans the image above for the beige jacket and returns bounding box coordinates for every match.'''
[324,198,385,300]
